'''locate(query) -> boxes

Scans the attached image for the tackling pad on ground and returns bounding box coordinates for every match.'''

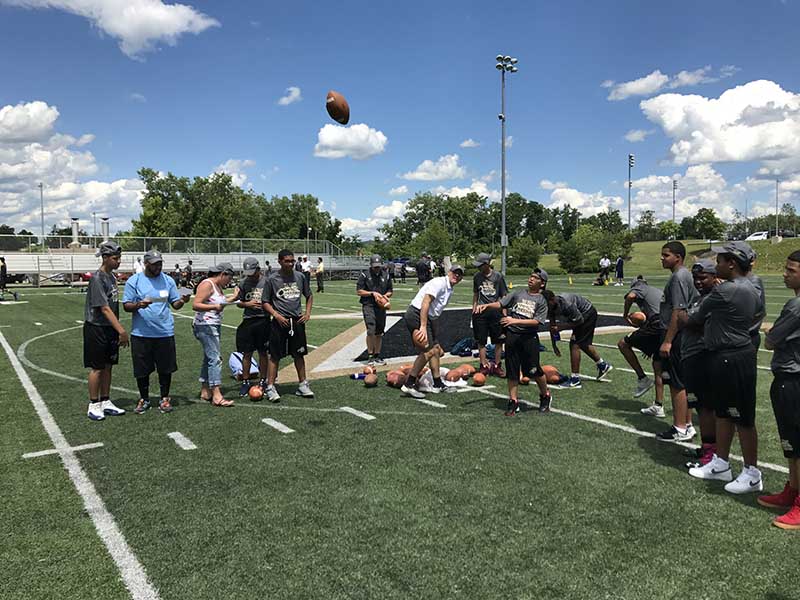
[354,309,630,361]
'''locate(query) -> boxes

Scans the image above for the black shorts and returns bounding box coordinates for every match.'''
[770,374,800,458]
[362,303,387,336]
[505,331,543,382]
[404,305,440,349]
[624,320,663,359]
[130,335,177,378]
[709,346,757,426]
[236,317,269,354]
[568,308,598,350]
[473,309,503,345]
[83,324,119,369]
[683,351,711,410]
[268,317,309,359]
[659,332,685,391]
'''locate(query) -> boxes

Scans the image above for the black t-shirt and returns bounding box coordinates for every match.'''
[356,269,393,305]
[0,263,6,281]
[416,259,431,282]
[473,270,508,305]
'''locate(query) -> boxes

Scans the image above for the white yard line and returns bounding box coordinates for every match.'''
[23,441,104,459]
[261,417,295,434]
[338,406,376,421]
[0,331,160,600]
[166,431,197,450]
[412,397,448,408]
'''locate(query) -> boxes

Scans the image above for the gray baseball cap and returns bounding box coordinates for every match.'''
[692,259,717,275]
[208,262,234,275]
[473,252,492,267]
[449,264,464,274]
[370,254,382,267]
[533,267,548,283]
[242,257,259,275]
[96,241,121,257]
[143,249,163,264]
[711,241,755,266]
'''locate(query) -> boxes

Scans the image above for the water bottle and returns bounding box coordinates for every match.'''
[350,372,367,380]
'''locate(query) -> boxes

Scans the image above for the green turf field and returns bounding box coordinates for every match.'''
[2,279,799,599]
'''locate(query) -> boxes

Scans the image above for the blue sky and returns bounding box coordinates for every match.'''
[1,0,799,238]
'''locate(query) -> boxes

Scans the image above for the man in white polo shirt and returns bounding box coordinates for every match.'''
[400,264,464,399]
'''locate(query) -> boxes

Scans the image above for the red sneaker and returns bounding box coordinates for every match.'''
[492,363,506,378]
[773,496,800,530]
[758,482,799,509]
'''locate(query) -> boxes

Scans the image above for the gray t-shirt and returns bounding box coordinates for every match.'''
[556,293,594,325]
[84,270,119,327]
[234,274,268,319]
[767,297,800,375]
[473,270,508,305]
[628,280,662,320]
[747,273,766,339]
[499,288,547,334]
[660,266,699,327]
[687,277,759,351]
[681,291,710,359]
[262,270,311,318]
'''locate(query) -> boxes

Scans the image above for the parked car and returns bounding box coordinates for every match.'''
[745,231,769,241]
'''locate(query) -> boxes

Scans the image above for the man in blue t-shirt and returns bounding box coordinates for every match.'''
[123,249,191,414]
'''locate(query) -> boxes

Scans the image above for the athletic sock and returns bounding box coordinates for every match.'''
[571,373,580,379]
[406,375,417,387]
[595,358,604,364]
[433,377,443,388]
[100,396,109,403]
[158,373,172,398]
[655,401,663,406]
[136,376,149,400]
[89,398,99,405]
[674,426,687,434]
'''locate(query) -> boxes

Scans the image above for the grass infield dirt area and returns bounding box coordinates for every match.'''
[2,277,800,599]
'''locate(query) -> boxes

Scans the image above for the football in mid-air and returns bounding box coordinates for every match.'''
[326,90,350,125]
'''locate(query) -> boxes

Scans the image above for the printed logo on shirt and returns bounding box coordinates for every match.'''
[513,298,539,319]
[276,282,302,301]
[479,280,497,299]
[245,287,263,303]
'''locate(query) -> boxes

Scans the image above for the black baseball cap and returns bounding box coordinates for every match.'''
[96,241,121,257]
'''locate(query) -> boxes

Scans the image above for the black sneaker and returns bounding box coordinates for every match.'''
[373,355,387,366]
[539,394,552,413]
[239,380,252,398]
[655,426,692,442]
[504,399,520,416]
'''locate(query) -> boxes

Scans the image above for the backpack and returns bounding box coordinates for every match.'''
[450,336,477,356]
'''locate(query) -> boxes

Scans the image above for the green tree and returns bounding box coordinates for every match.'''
[634,210,658,241]
[508,236,543,268]
[658,220,681,240]
[410,221,453,260]
[557,238,584,273]
[693,207,726,240]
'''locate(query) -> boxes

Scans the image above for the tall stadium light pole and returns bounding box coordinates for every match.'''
[627,154,635,229]
[38,182,45,244]
[776,178,780,237]
[496,54,518,276]
[672,179,678,224]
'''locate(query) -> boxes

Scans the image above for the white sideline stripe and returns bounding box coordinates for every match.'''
[23,441,104,459]
[413,397,447,408]
[167,431,197,450]
[0,301,28,305]
[0,331,160,600]
[339,406,376,420]
[456,384,496,393]
[262,417,295,433]
[476,387,789,475]
[75,320,83,324]
[34,322,43,325]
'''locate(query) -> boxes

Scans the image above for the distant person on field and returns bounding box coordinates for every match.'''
[758,250,800,529]
[656,241,699,442]
[614,255,625,286]
[122,249,191,415]
[315,257,325,293]
[265,260,272,275]
[83,241,128,421]
[543,289,612,387]
[401,265,465,399]
[416,254,432,286]
[618,275,666,413]
[357,254,393,366]
[0,256,14,300]
[171,263,181,285]
[231,257,269,398]
[134,257,144,275]
[300,255,312,289]
[261,249,315,402]
[192,262,238,407]
[398,260,406,284]
[470,252,508,378]
[184,260,194,289]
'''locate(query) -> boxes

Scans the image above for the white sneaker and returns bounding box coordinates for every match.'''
[401,384,426,399]
[633,377,655,399]
[688,454,733,481]
[685,424,696,440]
[101,399,126,416]
[295,380,314,398]
[724,467,763,494]
[265,385,281,402]
[87,401,105,421]
[640,403,665,417]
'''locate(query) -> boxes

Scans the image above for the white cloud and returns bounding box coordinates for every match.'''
[129,92,147,103]
[313,123,387,160]
[3,0,220,59]
[213,158,255,187]
[388,185,408,196]
[604,65,739,101]
[433,179,500,202]
[539,179,569,190]
[277,86,302,106]
[505,136,514,148]
[0,101,59,142]
[640,80,800,171]
[624,128,655,143]
[0,99,144,233]
[340,201,408,239]
[460,138,480,148]
[401,154,466,181]
[546,187,624,217]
